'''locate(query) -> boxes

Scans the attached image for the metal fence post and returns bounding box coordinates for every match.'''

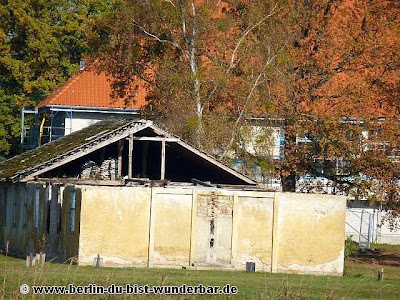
[367,213,372,249]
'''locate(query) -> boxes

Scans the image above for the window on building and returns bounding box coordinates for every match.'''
[12,190,17,228]
[2,187,8,227]
[70,188,76,234]
[46,196,51,235]
[34,186,40,230]
[22,187,28,228]
[56,186,61,234]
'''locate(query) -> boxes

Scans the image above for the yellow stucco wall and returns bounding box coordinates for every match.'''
[78,186,151,266]
[276,193,346,275]
[152,192,192,266]
[0,182,346,275]
[236,196,274,271]
[70,186,346,275]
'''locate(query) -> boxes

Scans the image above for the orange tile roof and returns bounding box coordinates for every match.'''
[37,67,147,109]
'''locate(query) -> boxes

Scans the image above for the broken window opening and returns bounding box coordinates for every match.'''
[34,186,40,230]
[70,188,76,234]
[12,189,18,227]
[22,186,28,228]
[2,187,8,227]
[46,195,51,235]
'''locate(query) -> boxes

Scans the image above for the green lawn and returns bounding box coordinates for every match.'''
[0,254,399,299]
[371,243,400,252]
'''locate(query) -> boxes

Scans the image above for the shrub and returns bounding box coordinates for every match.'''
[344,236,358,258]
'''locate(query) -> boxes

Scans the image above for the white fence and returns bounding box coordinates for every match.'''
[346,203,400,245]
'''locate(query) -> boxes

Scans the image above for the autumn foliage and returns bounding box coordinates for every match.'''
[1,1,398,218]
[88,0,399,220]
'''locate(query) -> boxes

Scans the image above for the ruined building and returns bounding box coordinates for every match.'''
[1,118,345,275]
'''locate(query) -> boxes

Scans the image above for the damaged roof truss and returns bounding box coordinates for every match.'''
[0,119,255,185]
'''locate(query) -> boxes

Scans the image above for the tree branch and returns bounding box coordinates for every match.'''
[164,0,176,8]
[200,83,218,114]
[227,3,279,74]
[178,1,189,46]
[220,54,279,160]
[132,21,185,55]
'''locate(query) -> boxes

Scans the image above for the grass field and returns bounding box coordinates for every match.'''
[370,243,400,252]
[0,246,399,299]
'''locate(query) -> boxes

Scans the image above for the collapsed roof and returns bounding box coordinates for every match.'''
[0,118,255,185]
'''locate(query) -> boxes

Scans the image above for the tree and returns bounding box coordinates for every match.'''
[0,0,114,158]
[268,0,399,223]
[91,0,399,220]
[90,0,289,154]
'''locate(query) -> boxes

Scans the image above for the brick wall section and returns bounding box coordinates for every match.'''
[197,194,233,218]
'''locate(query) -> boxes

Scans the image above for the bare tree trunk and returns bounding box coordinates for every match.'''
[190,2,203,147]
[281,123,296,192]
[188,25,202,146]
[180,1,203,147]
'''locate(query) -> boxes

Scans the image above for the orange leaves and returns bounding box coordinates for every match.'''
[285,0,400,120]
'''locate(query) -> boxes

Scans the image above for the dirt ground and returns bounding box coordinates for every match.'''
[349,245,400,267]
